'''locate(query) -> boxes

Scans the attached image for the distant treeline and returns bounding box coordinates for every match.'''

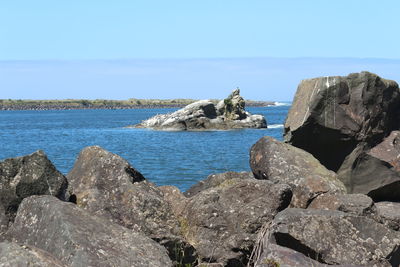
[0,99,275,111]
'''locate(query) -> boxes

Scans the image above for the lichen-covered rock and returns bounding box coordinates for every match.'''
[181,178,292,265]
[159,185,188,217]
[7,196,172,267]
[376,201,400,231]
[66,146,195,264]
[0,150,68,223]
[184,171,254,197]
[67,146,178,238]
[250,136,346,208]
[284,72,400,172]
[220,88,246,120]
[308,193,377,218]
[254,244,328,267]
[268,208,400,266]
[132,89,267,130]
[337,132,400,201]
[0,241,66,267]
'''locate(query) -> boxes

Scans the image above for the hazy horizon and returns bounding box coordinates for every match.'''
[1,57,399,102]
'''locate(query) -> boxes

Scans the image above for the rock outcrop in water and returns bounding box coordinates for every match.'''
[3,71,400,266]
[132,89,267,130]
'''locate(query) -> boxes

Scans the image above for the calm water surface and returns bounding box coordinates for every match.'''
[0,106,290,191]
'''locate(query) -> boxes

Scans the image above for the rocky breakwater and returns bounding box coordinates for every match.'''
[131,89,267,130]
[2,71,400,266]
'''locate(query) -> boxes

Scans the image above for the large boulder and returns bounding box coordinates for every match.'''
[268,208,400,266]
[254,244,329,267]
[337,132,400,201]
[184,171,254,197]
[284,72,400,172]
[308,193,377,218]
[67,146,195,265]
[0,241,66,267]
[132,89,267,130]
[375,201,400,231]
[250,136,346,208]
[0,151,68,223]
[181,178,292,266]
[7,196,172,267]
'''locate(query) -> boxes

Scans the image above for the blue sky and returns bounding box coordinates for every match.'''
[1,1,399,100]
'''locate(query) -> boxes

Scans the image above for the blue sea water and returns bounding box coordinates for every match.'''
[0,105,290,191]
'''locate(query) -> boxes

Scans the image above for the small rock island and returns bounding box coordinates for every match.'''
[131,89,267,130]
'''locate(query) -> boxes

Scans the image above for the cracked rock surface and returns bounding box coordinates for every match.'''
[250,136,346,208]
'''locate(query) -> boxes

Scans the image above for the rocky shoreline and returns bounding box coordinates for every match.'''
[1,71,400,266]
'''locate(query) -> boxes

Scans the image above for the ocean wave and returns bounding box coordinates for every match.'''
[273,102,291,106]
[268,124,284,129]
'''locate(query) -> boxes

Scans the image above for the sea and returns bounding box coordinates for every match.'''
[0,104,290,192]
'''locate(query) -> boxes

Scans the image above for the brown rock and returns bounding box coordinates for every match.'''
[182,178,292,265]
[7,196,172,267]
[284,72,400,172]
[250,136,346,208]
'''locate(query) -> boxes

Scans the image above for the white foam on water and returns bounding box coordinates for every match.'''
[268,124,284,129]
[273,102,291,106]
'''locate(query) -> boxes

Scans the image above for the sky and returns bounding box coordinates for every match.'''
[1,1,399,100]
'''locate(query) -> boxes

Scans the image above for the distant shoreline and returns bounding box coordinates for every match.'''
[0,99,276,111]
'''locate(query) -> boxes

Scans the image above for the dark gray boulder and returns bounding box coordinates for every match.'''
[308,193,377,218]
[337,133,400,201]
[132,89,267,130]
[0,150,68,223]
[181,178,292,266]
[254,244,328,267]
[184,171,254,197]
[268,208,400,266]
[250,136,346,208]
[284,72,400,172]
[7,195,172,267]
[0,241,66,267]
[376,201,400,231]
[67,146,196,265]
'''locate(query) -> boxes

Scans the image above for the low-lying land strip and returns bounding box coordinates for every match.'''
[0,98,275,110]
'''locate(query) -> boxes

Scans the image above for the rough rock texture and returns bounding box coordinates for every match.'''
[67,146,195,265]
[0,241,66,267]
[0,150,68,223]
[7,196,172,267]
[268,208,400,266]
[0,206,8,240]
[132,89,267,130]
[219,88,246,120]
[255,244,328,267]
[368,131,400,172]
[308,193,377,218]
[184,171,254,197]
[159,185,188,217]
[376,201,400,231]
[284,72,400,172]
[250,136,346,208]
[181,178,292,266]
[338,132,400,201]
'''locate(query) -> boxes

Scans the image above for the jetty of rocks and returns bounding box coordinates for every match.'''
[1,71,400,266]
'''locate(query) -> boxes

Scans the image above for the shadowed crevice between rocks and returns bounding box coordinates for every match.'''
[285,122,358,172]
[272,232,326,264]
